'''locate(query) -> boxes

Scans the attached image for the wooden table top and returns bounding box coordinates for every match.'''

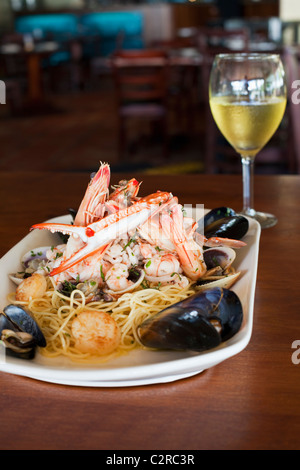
[0,171,299,450]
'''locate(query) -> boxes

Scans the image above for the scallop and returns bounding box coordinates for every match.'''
[15,273,47,302]
[72,310,121,355]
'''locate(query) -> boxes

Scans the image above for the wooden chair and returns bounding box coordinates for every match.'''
[150,37,199,136]
[111,49,169,160]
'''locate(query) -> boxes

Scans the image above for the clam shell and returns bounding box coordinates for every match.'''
[21,246,51,269]
[203,246,236,271]
[9,274,25,286]
[196,271,241,291]
[9,246,51,286]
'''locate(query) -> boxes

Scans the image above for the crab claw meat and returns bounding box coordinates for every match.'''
[50,243,110,276]
[31,223,88,242]
[32,191,172,276]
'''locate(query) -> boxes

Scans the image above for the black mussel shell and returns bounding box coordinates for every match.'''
[3,304,46,348]
[138,308,221,352]
[0,312,13,334]
[0,328,36,360]
[68,207,77,221]
[137,288,243,353]
[207,288,243,341]
[204,215,249,241]
[204,207,236,227]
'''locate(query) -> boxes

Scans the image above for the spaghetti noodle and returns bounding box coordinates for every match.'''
[7,277,197,364]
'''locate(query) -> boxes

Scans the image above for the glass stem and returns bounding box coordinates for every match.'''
[241,156,255,217]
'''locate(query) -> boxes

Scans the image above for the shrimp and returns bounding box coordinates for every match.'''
[105,263,133,292]
[144,253,181,278]
[167,203,207,281]
[43,162,111,283]
[74,162,110,226]
[137,196,178,252]
[71,309,121,355]
[139,242,189,287]
[107,178,141,212]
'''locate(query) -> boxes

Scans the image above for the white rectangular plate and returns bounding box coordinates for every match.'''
[0,211,261,387]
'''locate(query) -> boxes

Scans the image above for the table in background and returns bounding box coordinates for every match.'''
[0,172,299,450]
[0,42,59,112]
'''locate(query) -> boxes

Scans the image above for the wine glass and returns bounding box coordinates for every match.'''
[209,53,287,228]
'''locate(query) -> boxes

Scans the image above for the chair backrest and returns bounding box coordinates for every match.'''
[111,49,168,105]
[284,46,300,173]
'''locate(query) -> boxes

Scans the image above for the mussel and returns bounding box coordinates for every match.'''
[137,287,243,353]
[204,207,236,227]
[0,304,46,359]
[202,207,249,241]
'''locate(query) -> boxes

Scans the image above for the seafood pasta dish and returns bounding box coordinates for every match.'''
[1,163,249,364]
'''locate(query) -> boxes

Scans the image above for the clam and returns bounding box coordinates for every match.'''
[9,246,51,286]
[0,304,46,359]
[137,287,243,352]
[196,246,240,291]
[203,246,236,271]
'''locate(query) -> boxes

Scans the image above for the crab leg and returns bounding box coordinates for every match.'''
[50,242,111,277]
[204,237,246,248]
[193,232,246,248]
[32,191,172,275]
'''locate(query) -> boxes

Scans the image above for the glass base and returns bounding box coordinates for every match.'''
[240,209,277,229]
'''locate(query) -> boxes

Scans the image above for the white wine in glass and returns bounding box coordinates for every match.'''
[209,54,287,229]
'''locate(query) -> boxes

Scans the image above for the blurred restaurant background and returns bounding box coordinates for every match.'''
[0,0,300,175]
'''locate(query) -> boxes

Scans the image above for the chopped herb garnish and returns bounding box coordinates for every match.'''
[58,281,78,297]
[171,272,182,280]
[145,260,151,268]
[212,257,220,267]
[141,279,150,289]
[100,264,105,281]
[122,235,136,251]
